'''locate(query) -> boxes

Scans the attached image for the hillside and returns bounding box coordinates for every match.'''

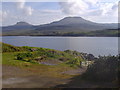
[2,17,118,36]
[35,17,117,31]
[2,43,96,66]
[2,43,119,88]
[2,42,25,52]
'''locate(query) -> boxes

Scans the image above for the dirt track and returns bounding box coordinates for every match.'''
[3,65,117,88]
[2,65,85,88]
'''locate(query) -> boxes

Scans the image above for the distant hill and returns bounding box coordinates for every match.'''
[2,17,118,36]
[2,21,35,35]
[36,17,117,32]
[2,22,34,31]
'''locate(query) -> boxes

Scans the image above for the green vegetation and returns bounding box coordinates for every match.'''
[2,43,85,67]
[15,49,84,67]
[81,55,119,82]
[2,43,25,52]
[2,43,84,79]
[2,52,76,79]
[3,29,119,37]
[52,29,119,37]
[86,29,119,37]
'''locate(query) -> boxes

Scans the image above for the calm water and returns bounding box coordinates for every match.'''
[1,36,118,56]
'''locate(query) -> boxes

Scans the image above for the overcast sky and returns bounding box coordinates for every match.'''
[1,0,119,26]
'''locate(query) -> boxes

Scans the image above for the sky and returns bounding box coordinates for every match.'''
[1,0,119,26]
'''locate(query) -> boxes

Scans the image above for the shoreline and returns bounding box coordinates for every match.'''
[1,35,119,37]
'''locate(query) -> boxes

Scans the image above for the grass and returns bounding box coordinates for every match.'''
[2,43,85,79]
[2,52,34,67]
[2,42,84,67]
[2,52,76,78]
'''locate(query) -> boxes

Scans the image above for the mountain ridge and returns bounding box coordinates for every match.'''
[2,17,118,36]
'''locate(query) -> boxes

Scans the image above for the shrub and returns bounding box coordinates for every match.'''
[82,55,119,82]
[16,52,33,61]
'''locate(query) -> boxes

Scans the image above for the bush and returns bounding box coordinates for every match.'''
[16,52,33,61]
[82,55,119,82]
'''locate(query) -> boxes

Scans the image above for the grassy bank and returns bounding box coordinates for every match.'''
[2,42,89,67]
[2,42,87,79]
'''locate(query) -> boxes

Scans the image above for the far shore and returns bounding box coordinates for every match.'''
[1,35,119,37]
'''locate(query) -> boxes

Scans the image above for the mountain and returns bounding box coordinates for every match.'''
[35,17,117,32]
[2,21,35,35]
[2,17,118,36]
[50,17,96,25]
[2,21,34,32]
[15,22,31,26]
